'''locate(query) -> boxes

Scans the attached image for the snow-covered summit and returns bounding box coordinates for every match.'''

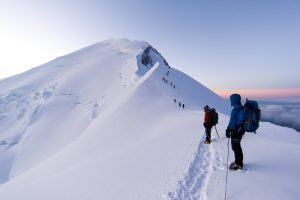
[0,38,227,185]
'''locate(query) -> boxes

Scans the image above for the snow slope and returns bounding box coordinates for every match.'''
[0,39,299,200]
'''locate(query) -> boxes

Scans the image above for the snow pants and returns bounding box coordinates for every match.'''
[231,138,243,166]
[205,126,212,141]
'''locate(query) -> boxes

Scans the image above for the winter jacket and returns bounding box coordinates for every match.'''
[203,109,214,129]
[204,110,212,124]
[227,106,244,129]
[227,94,244,129]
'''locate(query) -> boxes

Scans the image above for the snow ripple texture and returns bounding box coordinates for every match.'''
[165,136,213,200]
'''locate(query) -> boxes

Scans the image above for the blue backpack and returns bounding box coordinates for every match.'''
[243,99,261,133]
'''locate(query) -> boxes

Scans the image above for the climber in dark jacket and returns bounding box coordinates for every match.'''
[203,105,212,144]
[226,93,245,170]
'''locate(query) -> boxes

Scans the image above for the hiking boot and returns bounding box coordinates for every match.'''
[204,139,211,144]
[229,162,243,170]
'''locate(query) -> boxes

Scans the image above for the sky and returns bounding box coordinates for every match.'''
[0,0,299,100]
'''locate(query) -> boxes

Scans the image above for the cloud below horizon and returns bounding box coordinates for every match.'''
[261,105,300,132]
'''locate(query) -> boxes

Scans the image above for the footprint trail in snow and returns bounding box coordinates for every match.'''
[165,136,215,200]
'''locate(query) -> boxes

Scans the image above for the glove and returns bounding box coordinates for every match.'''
[226,128,232,138]
[203,122,207,128]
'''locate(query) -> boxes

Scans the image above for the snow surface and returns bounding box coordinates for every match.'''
[0,38,299,200]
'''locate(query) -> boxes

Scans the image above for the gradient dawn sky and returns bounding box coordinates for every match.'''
[0,0,299,100]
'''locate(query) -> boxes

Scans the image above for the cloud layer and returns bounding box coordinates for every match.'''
[261,105,300,132]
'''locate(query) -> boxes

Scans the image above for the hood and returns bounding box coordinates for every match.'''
[230,93,242,107]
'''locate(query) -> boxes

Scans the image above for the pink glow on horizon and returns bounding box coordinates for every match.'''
[215,88,300,99]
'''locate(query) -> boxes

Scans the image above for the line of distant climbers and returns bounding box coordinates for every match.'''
[162,77,176,89]
[174,98,185,109]
[162,66,185,109]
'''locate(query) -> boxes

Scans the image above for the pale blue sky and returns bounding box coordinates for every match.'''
[0,0,299,98]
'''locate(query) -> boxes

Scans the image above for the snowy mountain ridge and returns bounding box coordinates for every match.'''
[0,39,299,200]
[0,38,227,183]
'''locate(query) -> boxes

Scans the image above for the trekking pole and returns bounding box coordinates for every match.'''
[224,138,230,200]
[214,126,220,139]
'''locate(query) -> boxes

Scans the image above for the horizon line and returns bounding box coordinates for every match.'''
[214,88,300,100]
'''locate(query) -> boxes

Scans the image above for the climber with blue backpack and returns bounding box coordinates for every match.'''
[225,93,261,170]
[226,94,245,170]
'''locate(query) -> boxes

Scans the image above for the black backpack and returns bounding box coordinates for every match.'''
[209,108,219,126]
[243,99,261,133]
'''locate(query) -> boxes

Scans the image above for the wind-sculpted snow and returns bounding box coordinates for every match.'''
[0,83,82,182]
